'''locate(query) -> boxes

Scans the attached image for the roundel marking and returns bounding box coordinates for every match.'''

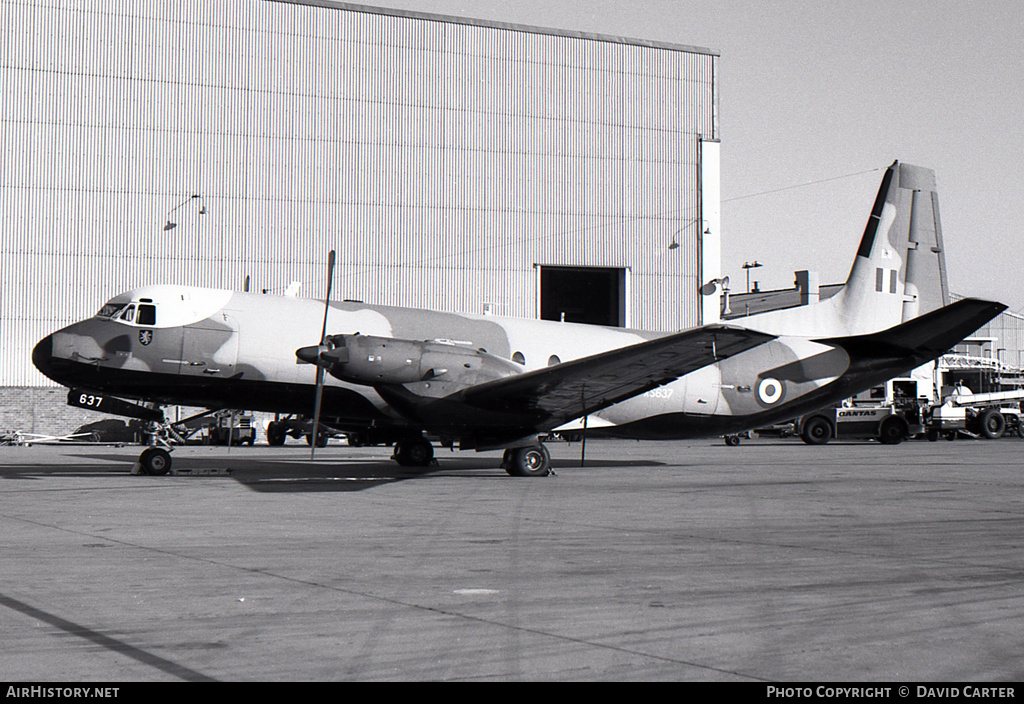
[757,377,783,405]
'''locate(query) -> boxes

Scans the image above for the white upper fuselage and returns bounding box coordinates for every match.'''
[44,283,847,436]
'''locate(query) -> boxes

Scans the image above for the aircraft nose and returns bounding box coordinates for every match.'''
[32,334,55,379]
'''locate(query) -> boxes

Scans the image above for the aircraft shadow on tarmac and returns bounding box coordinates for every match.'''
[1,448,664,493]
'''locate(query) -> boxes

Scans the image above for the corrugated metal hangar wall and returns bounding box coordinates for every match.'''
[1,0,721,388]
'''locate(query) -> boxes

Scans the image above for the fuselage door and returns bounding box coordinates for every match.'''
[680,363,721,416]
[179,312,239,379]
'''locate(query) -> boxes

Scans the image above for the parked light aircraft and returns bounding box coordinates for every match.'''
[32,161,1005,476]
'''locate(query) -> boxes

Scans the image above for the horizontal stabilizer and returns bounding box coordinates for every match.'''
[819,298,1006,362]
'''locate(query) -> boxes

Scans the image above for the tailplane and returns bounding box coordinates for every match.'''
[823,298,1007,366]
[736,161,949,337]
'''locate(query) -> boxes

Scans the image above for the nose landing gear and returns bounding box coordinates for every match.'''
[136,447,172,476]
[132,416,185,476]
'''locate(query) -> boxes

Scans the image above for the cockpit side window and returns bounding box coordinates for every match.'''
[97,303,124,318]
[137,304,156,326]
[119,305,136,323]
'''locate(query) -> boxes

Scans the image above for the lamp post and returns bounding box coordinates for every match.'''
[667,219,711,251]
[163,194,206,231]
[667,219,713,327]
[742,260,762,293]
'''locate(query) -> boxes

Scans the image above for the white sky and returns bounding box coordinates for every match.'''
[376,0,1024,311]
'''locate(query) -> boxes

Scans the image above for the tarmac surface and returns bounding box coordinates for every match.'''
[1,435,1023,682]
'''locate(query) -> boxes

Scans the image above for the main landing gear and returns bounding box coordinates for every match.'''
[390,436,554,477]
[501,444,552,477]
[392,437,435,467]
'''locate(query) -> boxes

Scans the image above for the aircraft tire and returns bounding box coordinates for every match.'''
[877,415,907,445]
[503,445,551,477]
[139,448,171,476]
[393,438,433,467]
[800,416,833,445]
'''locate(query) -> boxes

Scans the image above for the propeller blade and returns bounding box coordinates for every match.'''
[310,250,336,460]
[320,250,336,345]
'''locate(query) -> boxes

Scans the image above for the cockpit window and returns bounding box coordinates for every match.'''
[137,304,156,326]
[97,303,125,318]
[96,300,157,325]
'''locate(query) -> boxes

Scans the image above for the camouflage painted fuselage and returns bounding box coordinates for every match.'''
[32,283,959,446]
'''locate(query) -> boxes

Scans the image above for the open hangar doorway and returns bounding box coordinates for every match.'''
[538,265,628,328]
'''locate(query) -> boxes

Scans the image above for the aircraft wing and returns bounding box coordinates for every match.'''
[448,325,776,433]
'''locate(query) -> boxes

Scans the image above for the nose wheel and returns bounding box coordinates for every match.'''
[136,447,172,476]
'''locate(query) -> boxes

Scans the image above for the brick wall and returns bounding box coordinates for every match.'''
[1,386,277,442]
[0,387,101,436]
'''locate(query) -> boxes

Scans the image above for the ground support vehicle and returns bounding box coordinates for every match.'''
[265,414,347,447]
[204,411,256,445]
[924,390,1024,440]
[798,401,925,445]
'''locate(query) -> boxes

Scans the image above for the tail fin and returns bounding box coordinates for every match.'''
[737,161,950,337]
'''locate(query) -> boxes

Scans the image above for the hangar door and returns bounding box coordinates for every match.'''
[539,266,627,327]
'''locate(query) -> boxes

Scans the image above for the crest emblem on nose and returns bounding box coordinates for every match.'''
[139,330,153,346]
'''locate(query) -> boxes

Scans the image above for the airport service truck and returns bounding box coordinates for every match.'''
[796,383,1024,444]
[797,397,925,445]
[923,389,1024,440]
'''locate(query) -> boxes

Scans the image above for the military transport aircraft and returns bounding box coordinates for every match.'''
[32,161,1005,477]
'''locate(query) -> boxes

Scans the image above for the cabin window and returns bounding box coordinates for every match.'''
[137,304,156,326]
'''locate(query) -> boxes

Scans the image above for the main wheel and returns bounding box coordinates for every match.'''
[393,438,434,467]
[503,444,551,477]
[801,416,833,445]
[138,447,172,476]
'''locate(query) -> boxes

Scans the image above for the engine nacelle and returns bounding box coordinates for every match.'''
[319,334,522,388]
